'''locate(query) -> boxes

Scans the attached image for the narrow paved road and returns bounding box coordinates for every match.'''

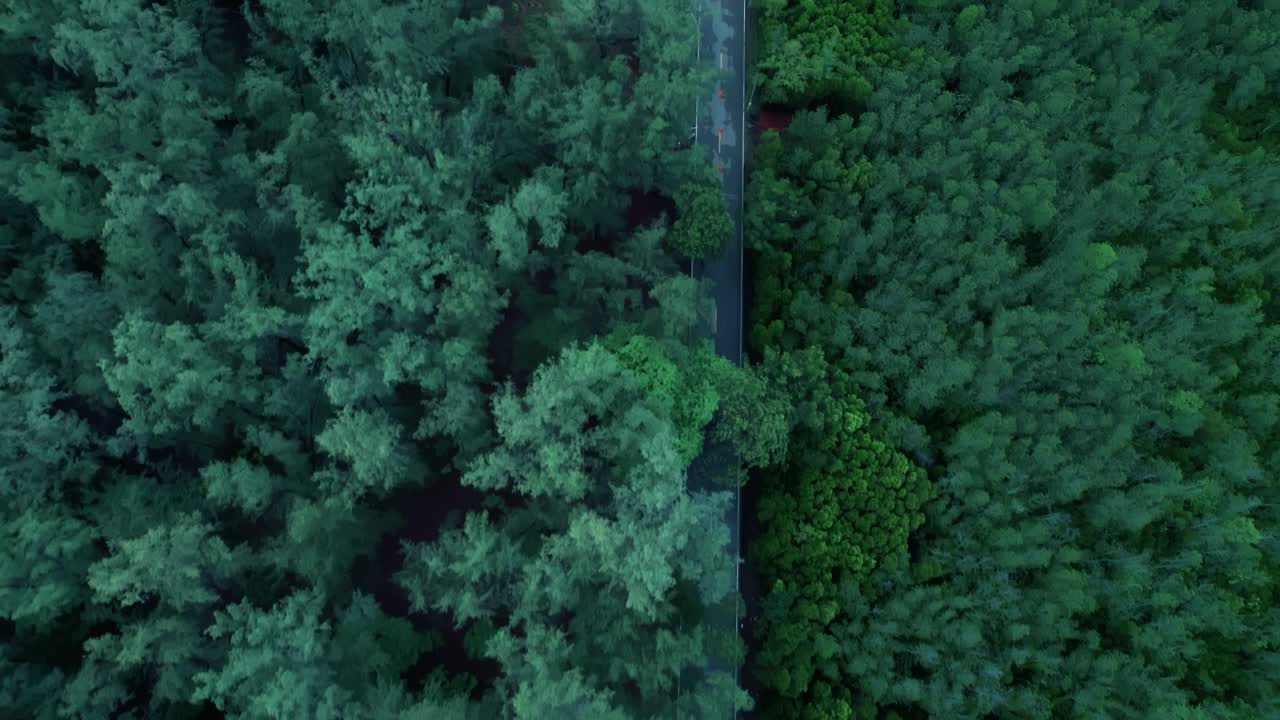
[689,0,747,717]
[696,0,745,367]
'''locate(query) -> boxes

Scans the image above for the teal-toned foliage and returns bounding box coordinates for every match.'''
[0,0,742,717]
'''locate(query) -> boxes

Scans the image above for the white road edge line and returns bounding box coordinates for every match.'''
[694,0,700,145]
[734,2,745,718]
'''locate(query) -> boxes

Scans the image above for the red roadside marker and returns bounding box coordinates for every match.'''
[719,90,724,97]
[719,127,724,134]
[718,166,723,173]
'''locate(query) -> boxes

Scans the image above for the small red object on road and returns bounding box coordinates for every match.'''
[719,90,724,97]
[718,166,723,173]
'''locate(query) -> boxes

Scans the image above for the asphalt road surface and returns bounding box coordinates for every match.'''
[687,0,747,717]
[696,0,745,368]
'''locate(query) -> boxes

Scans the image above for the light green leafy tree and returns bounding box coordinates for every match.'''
[399,341,748,716]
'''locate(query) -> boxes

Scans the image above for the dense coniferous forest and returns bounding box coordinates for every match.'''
[747,0,1280,718]
[0,1,771,717]
[1,1,1278,719]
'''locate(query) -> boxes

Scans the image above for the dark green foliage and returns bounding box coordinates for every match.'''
[755,412,930,586]
[747,113,874,355]
[746,0,1280,718]
[754,0,916,108]
[750,351,931,717]
[669,181,733,258]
